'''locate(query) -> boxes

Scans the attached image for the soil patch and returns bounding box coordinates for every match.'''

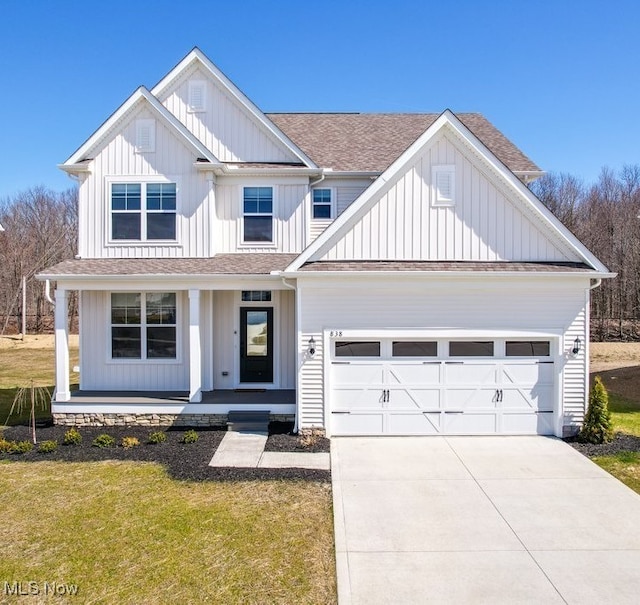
[567,432,640,457]
[0,424,330,482]
[591,365,640,403]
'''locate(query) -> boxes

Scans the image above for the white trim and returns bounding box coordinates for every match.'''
[52,403,295,415]
[188,289,202,402]
[311,186,336,220]
[151,48,317,168]
[61,87,220,169]
[239,185,277,248]
[54,289,70,402]
[285,110,610,274]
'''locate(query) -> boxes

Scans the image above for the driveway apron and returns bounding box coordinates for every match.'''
[331,436,640,605]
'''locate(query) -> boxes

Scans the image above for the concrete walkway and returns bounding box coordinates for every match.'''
[209,431,330,469]
[331,436,640,605]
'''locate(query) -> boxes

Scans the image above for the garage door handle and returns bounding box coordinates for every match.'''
[332,361,351,365]
[444,410,464,414]
[537,361,554,364]
[445,361,464,365]
[332,411,351,415]
[422,361,442,365]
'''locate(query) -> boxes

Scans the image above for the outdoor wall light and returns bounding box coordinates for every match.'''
[308,336,316,357]
[571,337,581,356]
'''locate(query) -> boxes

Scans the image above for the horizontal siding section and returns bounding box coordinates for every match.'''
[159,64,297,163]
[80,291,189,390]
[82,105,213,258]
[320,134,578,263]
[563,305,587,429]
[337,185,370,215]
[216,183,306,253]
[298,278,589,430]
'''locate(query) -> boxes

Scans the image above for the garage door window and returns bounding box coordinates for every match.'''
[335,341,381,357]
[392,341,438,357]
[506,341,550,357]
[449,341,494,357]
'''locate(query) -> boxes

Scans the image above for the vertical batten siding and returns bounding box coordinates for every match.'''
[83,105,213,258]
[278,290,296,388]
[80,291,189,390]
[216,183,306,252]
[319,134,579,263]
[211,291,235,389]
[158,65,296,163]
[298,278,589,430]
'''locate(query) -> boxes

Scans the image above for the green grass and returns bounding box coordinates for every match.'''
[0,347,78,425]
[0,461,336,604]
[608,392,640,437]
[593,452,640,494]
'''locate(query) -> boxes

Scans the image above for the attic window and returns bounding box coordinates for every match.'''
[432,165,455,206]
[135,119,156,153]
[188,80,206,112]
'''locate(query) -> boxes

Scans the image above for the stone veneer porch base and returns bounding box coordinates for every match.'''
[52,412,295,428]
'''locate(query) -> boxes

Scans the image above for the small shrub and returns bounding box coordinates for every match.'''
[182,429,199,444]
[10,440,34,454]
[63,427,82,446]
[579,376,614,444]
[0,438,14,454]
[298,427,324,448]
[121,436,140,449]
[38,440,58,454]
[92,433,116,448]
[148,431,167,444]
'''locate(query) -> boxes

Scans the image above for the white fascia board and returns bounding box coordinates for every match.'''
[63,87,220,168]
[285,109,609,274]
[283,270,614,280]
[151,48,318,169]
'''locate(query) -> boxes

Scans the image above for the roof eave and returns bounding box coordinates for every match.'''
[281,270,616,279]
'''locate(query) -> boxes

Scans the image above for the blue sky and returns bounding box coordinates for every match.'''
[1,0,638,199]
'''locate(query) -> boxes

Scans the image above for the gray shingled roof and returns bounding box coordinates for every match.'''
[39,254,299,277]
[267,113,540,174]
[299,261,592,273]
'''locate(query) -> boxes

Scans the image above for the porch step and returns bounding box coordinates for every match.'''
[227,410,271,433]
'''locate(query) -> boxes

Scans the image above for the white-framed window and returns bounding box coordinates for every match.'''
[110,182,177,241]
[188,80,207,112]
[111,292,177,360]
[432,165,455,206]
[135,119,155,152]
[312,188,333,219]
[243,187,273,243]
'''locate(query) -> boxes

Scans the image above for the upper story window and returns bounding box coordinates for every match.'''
[111,182,176,241]
[243,187,273,243]
[188,80,207,112]
[312,188,332,219]
[135,119,155,153]
[432,165,455,206]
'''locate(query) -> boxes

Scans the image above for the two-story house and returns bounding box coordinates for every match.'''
[39,48,612,437]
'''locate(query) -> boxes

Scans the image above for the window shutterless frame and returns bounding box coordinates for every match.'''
[241,186,275,246]
[312,188,333,219]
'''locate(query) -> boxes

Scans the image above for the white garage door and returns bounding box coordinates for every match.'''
[330,338,556,436]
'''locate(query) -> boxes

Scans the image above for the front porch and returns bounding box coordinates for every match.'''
[51,389,296,427]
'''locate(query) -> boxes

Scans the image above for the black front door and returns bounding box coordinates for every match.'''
[240,307,274,383]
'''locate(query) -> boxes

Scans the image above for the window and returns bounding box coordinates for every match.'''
[135,119,155,152]
[335,341,381,357]
[111,182,176,241]
[312,188,332,219]
[506,341,551,357]
[432,165,455,206]
[243,187,273,243]
[392,341,438,357]
[111,293,176,360]
[241,291,272,302]
[188,80,206,112]
[449,341,494,357]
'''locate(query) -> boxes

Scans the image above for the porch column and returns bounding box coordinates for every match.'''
[188,289,202,402]
[54,288,70,402]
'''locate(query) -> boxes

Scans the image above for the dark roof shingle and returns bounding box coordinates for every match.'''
[267,113,540,174]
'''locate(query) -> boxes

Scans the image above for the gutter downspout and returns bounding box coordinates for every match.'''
[309,171,326,188]
[281,277,300,433]
[45,280,55,306]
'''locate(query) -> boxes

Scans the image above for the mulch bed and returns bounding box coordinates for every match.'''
[566,432,640,457]
[0,423,330,482]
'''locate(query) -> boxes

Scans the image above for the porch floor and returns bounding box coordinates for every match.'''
[67,389,296,405]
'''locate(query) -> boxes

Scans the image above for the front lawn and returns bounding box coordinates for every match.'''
[0,461,336,604]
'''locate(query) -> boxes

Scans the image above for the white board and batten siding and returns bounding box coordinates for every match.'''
[317,134,580,263]
[79,105,214,259]
[297,277,591,436]
[157,64,298,164]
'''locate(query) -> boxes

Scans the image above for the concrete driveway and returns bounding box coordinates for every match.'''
[331,436,640,604]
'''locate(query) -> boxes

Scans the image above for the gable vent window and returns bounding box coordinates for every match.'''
[432,165,455,206]
[135,119,156,153]
[188,80,207,112]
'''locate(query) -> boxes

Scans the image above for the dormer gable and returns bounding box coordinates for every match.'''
[151,48,317,167]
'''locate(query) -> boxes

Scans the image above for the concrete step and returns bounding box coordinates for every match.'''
[227,410,270,433]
